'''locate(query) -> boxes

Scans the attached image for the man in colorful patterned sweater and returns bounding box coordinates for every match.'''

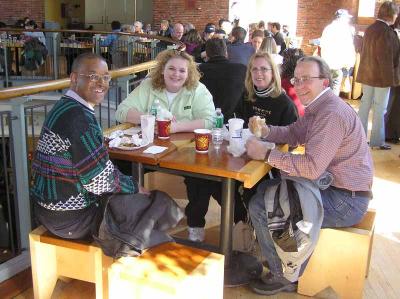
[30,52,148,240]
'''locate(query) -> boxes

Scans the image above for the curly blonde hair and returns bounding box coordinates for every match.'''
[245,52,282,101]
[150,49,200,90]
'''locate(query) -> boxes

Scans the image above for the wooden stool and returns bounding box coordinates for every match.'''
[29,226,113,299]
[108,242,225,299]
[298,209,376,299]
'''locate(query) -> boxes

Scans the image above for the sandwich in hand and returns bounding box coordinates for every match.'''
[250,116,266,138]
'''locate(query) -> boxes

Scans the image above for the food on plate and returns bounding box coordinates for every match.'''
[120,135,142,147]
[250,116,266,138]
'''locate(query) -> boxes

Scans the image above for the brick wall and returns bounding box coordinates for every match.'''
[153,0,229,31]
[297,0,359,49]
[0,0,45,27]
[152,0,359,52]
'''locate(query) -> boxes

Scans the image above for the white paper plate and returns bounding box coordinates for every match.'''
[114,141,150,151]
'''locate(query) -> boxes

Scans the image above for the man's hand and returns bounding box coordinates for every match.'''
[138,185,151,195]
[248,116,270,138]
[245,137,270,160]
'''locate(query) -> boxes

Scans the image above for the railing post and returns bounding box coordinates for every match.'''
[94,34,101,55]
[151,40,158,60]
[127,37,134,66]
[116,75,132,106]
[2,44,9,87]
[52,32,59,80]
[10,97,31,250]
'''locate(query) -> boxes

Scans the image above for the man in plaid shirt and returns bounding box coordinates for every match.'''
[245,56,373,295]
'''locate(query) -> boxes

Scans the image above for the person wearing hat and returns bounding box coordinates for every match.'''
[193,23,216,63]
[320,9,356,96]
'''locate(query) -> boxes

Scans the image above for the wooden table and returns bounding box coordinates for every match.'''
[106,126,273,285]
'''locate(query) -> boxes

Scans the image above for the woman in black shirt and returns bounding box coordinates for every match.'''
[244,51,298,126]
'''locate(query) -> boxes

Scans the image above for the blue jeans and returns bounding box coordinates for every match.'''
[358,84,391,147]
[330,69,344,96]
[249,184,370,277]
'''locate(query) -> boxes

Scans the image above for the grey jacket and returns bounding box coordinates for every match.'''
[263,175,324,282]
[95,190,184,258]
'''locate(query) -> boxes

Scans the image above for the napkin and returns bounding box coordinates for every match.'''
[227,144,246,157]
[143,146,168,154]
[109,136,122,148]
[107,130,124,140]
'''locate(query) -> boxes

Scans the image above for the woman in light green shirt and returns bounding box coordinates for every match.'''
[115,49,215,132]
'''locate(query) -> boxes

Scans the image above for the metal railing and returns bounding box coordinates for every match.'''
[0,28,177,87]
[0,111,19,263]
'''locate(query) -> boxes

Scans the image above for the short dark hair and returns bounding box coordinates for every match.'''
[111,20,121,30]
[297,56,333,88]
[281,48,305,79]
[377,1,399,22]
[272,22,281,31]
[205,38,227,58]
[71,53,107,73]
[26,20,37,28]
[15,19,25,28]
[231,26,247,42]
[252,29,265,39]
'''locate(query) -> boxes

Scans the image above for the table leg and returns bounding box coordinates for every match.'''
[220,177,234,264]
[131,162,144,186]
[221,178,263,287]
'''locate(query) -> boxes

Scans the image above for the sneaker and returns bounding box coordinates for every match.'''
[188,227,205,242]
[371,144,391,150]
[249,273,297,295]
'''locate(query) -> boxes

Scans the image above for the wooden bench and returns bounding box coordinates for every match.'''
[108,242,225,299]
[298,209,376,299]
[29,226,113,299]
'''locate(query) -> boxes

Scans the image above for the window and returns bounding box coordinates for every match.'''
[357,0,378,25]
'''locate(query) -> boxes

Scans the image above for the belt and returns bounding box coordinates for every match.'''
[330,186,373,199]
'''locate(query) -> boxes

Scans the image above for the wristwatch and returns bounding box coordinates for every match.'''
[265,149,271,161]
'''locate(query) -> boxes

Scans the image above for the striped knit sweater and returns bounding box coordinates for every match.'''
[31,95,137,211]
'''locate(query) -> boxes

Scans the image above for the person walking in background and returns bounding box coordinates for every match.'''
[320,9,356,96]
[357,1,400,150]
[385,15,400,144]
